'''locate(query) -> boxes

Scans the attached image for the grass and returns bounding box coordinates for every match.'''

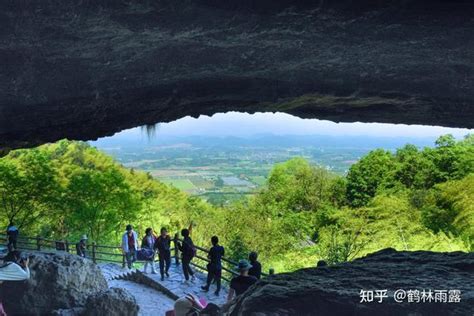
[250,176,267,186]
[161,178,197,191]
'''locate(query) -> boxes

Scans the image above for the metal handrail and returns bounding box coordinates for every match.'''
[2,234,273,277]
[174,237,270,278]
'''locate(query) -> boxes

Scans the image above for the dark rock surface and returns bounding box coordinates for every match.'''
[0,251,108,316]
[83,287,139,316]
[51,307,86,316]
[0,1,473,151]
[223,248,474,316]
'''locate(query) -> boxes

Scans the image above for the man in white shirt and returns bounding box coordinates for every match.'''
[121,224,139,269]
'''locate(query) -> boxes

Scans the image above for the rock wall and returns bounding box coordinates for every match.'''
[0,0,473,151]
[223,248,474,316]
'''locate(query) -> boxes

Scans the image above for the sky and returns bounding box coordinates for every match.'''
[98,112,472,141]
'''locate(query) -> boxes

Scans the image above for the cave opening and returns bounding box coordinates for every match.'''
[90,111,473,206]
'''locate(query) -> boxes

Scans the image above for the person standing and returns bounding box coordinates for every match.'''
[76,235,88,258]
[201,236,224,296]
[248,251,262,279]
[0,250,30,316]
[141,228,157,274]
[178,228,195,282]
[121,224,138,269]
[6,222,19,252]
[154,227,171,281]
[227,259,258,302]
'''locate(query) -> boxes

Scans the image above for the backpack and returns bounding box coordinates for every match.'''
[184,239,196,258]
[137,248,154,261]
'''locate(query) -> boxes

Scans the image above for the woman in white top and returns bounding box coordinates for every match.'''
[0,251,30,316]
[0,250,30,282]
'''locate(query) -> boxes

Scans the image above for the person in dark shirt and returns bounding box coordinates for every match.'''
[6,222,19,252]
[227,259,258,302]
[248,251,262,279]
[154,227,171,281]
[201,236,225,296]
[317,260,328,268]
[76,235,88,258]
[177,228,195,282]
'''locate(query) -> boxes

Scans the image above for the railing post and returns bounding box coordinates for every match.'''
[92,242,97,264]
[269,268,275,275]
[65,240,70,253]
[173,233,180,266]
[36,236,41,251]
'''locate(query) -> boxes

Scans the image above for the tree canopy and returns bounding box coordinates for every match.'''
[0,134,472,271]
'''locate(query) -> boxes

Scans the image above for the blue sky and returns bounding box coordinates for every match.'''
[99,112,472,141]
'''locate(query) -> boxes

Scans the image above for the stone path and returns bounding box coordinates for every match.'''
[99,262,137,282]
[141,262,229,306]
[108,279,174,316]
[99,262,229,315]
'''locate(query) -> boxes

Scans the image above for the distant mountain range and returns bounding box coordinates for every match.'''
[91,133,441,150]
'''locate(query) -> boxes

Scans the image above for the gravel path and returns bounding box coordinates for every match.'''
[142,265,229,306]
[108,279,175,316]
[99,262,229,315]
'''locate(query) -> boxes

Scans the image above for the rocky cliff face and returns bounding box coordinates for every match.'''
[0,251,138,316]
[0,0,473,151]
[223,248,474,316]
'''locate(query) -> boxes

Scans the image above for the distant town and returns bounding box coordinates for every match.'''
[92,133,439,205]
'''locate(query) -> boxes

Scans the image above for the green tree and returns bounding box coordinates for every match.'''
[421,174,474,250]
[346,149,395,207]
[62,168,141,242]
[0,149,59,230]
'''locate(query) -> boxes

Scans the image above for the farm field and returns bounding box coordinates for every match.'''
[93,134,438,205]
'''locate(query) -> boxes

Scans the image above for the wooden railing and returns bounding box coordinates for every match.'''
[1,234,274,282]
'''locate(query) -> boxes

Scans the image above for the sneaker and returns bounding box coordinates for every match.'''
[165,271,170,278]
[161,276,165,281]
[152,271,157,274]
[201,286,209,292]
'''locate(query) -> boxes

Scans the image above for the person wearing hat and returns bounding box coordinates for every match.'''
[170,293,205,316]
[227,259,258,302]
[6,222,19,252]
[122,224,138,269]
[76,235,88,258]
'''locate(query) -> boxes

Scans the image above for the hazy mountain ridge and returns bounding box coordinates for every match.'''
[91,133,440,150]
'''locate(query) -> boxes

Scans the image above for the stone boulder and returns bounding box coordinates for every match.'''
[223,248,474,316]
[0,251,108,316]
[83,287,139,316]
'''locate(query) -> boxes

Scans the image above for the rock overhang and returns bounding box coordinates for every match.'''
[0,0,473,152]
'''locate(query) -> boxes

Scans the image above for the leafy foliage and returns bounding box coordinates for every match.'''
[0,134,472,272]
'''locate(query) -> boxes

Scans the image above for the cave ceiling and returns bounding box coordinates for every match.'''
[0,0,473,152]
